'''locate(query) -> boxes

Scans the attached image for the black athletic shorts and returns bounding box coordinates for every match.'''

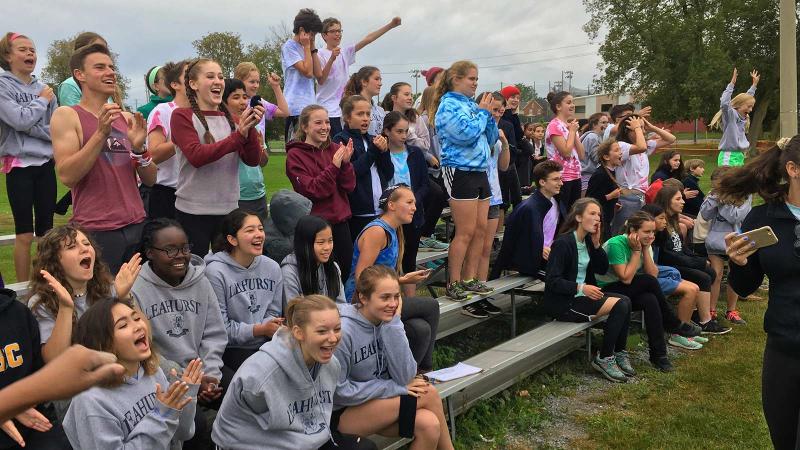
[442,167,491,201]
[331,394,417,438]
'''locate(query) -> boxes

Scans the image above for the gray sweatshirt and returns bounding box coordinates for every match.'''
[205,251,283,349]
[0,71,56,167]
[333,304,417,408]
[280,253,347,305]
[132,255,228,380]
[63,365,198,450]
[718,83,757,151]
[211,328,340,450]
[700,193,753,255]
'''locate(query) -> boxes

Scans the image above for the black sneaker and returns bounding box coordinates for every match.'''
[699,319,732,335]
[675,321,701,337]
[476,299,502,316]
[461,303,489,318]
[649,356,674,372]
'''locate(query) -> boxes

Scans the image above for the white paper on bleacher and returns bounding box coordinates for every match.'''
[425,362,483,383]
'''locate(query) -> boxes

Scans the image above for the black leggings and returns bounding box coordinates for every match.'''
[499,163,522,209]
[421,175,448,238]
[676,264,716,292]
[556,179,582,216]
[332,221,354,282]
[176,210,225,257]
[762,340,800,450]
[90,221,145,275]
[557,294,631,358]
[401,296,439,371]
[6,160,56,236]
[603,274,680,359]
[401,224,423,274]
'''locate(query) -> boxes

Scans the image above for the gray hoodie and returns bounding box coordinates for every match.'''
[211,328,340,450]
[132,255,228,380]
[718,82,757,151]
[0,71,56,166]
[63,365,198,450]
[333,304,417,408]
[280,253,347,305]
[205,251,283,349]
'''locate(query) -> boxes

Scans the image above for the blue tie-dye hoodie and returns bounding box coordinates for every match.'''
[434,91,499,171]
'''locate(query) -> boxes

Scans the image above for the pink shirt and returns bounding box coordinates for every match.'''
[545,118,581,181]
[615,140,658,192]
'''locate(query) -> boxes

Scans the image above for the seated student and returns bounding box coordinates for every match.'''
[586,139,622,241]
[464,92,510,319]
[281,215,347,304]
[653,184,731,335]
[28,225,141,364]
[0,288,70,450]
[333,266,454,450]
[596,211,694,372]
[212,295,375,450]
[333,95,393,242]
[681,158,705,217]
[137,65,173,120]
[651,150,685,183]
[545,199,634,382]
[286,104,357,281]
[63,297,200,449]
[344,185,438,372]
[132,219,227,405]
[205,209,284,373]
[491,160,565,280]
[699,167,752,325]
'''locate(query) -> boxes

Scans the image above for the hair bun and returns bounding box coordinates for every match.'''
[777,137,791,151]
[546,91,556,103]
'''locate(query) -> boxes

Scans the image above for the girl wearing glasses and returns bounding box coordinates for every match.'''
[131,218,228,411]
[721,135,800,450]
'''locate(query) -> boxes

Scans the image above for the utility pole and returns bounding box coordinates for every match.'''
[409,69,422,96]
[780,0,798,136]
[564,70,574,93]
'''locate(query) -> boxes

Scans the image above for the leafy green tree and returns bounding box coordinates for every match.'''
[192,32,246,78]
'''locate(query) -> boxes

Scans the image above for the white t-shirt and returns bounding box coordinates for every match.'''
[29,293,88,344]
[603,123,616,140]
[316,45,356,118]
[281,39,316,116]
[614,140,657,192]
[147,101,180,188]
[487,140,503,206]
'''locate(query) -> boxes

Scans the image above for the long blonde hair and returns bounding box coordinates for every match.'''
[427,60,478,127]
[708,93,754,131]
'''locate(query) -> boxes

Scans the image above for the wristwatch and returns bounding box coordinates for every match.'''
[311,49,318,54]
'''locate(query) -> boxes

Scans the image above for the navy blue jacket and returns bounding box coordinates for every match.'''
[491,189,566,279]
[333,127,394,217]
[394,144,429,229]
[544,232,609,318]
[682,174,705,217]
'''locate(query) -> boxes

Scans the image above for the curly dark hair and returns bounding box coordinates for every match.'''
[293,8,323,34]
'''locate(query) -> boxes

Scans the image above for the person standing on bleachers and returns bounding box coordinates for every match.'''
[491,160,565,280]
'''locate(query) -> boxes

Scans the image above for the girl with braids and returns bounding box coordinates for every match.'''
[170,58,264,255]
[285,104,356,281]
[281,215,347,304]
[131,219,227,409]
[343,66,385,136]
[344,185,439,373]
[709,68,760,167]
[381,82,430,151]
[429,60,498,301]
[722,135,800,449]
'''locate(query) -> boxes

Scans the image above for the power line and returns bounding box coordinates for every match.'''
[380,51,599,75]
[374,43,595,67]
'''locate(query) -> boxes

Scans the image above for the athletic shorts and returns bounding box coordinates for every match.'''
[718,150,745,167]
[331,394,417,438]
[557,294,622,322]
[442,167,491,201]
[488,205,500,219]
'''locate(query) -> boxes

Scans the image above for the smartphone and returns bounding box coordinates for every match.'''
[739,226,778,250]
[249,95,262,108]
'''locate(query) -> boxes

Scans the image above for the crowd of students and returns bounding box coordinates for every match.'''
[0,9,798,450]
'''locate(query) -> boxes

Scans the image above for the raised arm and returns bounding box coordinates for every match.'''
[355,17,402,52]
[266,73,290,118]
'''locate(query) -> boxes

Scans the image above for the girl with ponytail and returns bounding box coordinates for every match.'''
[170,58,264,255]
[343,66,385,136]
[709,68,760,167]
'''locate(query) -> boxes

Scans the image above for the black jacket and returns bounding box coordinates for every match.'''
[399,144,430,229]
[502,109,524,152]
[333,127,394,216]
[544,232,609,318]
[682,174,705,217]
[654,228,707,270]
[498,119,518,159]
[729,202,800,354]
[491,190,565,279]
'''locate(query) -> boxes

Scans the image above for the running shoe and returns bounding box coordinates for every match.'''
[462,279,494,295]
[445,281,469,301]
[699,320,732,335]
[614,351,637,377]
[649,355,674,372]
[591,355,628,382]
[725,310,747,325]
[691,335,709,344]
[668,334,703,350]
[475,299,502,316]
[419,236,449,251]
[461,303,489,318]
[676,321,702,337]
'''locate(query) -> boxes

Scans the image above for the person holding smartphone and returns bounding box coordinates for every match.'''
[344,185,439,373]
[721,136,800,450]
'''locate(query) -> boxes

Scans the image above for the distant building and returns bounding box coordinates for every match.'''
[572,92,707,133]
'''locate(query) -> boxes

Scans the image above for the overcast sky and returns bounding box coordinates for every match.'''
[6,0,603,108]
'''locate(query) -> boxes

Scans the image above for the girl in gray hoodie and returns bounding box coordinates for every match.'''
[282,215,347,305]
[205,209,284,373]
[0,32,58,282]
[333,265,454,450]
[62,297,200,450]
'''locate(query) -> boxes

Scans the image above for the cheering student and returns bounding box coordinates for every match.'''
[343,66,386,136]
[281,8,323,140]
[545,91,585,213]
[579,112,609,196]
[316,16,401,136]
[56,32,109,106]
[709,68,760,167]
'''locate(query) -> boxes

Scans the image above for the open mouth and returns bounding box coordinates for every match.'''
[24,58,34,65]
[210,87,222,96]
[79,256,92,270]
[134,333,149,351]
[319,345,335,359]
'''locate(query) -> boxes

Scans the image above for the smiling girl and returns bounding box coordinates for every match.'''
[281,215,347,304]
[343,66,385,136]
[205,209,284,373]
[545,91,586,213]
[709,68,760,167]
[170,58,264,255]
[63,297,201,449]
